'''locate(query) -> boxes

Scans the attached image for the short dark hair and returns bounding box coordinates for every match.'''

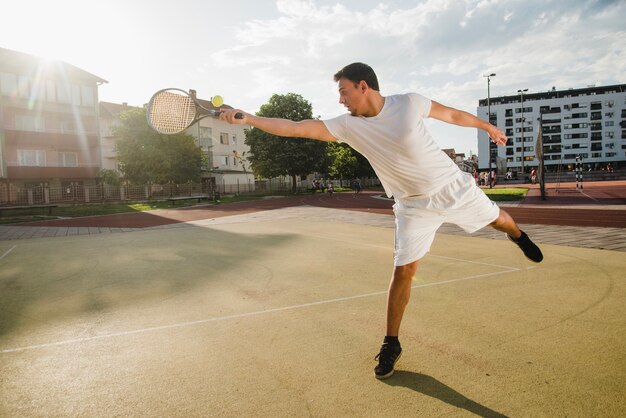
[333,62,380,91]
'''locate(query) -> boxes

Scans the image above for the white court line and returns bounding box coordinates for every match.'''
[428,254,521,270]
[579,190,599,202]
[0,245,16,261]
[0,266,534,355]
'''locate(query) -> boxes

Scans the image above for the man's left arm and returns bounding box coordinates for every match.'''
[428,101,508,146]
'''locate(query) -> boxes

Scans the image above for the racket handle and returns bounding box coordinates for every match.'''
[216,111,244,119]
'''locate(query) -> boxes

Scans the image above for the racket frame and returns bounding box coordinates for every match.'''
[147,88,241,135]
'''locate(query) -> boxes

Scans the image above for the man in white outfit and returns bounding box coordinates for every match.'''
[220,62,543,379]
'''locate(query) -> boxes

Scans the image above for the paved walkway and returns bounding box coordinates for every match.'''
[1,203,625,252]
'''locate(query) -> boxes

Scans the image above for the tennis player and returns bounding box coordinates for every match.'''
[220,62,543,379]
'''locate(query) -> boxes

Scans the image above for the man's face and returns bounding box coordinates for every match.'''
[337,77,364,116]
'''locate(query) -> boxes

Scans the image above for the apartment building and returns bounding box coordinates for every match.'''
[0,47,106,189]
[477,84,626,173]
[99,95,253,193]
[190,95,254,193]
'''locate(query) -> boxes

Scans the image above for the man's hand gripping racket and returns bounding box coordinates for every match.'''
[146,88,244,134]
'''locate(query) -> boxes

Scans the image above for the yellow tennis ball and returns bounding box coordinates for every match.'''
[212,95,224,107]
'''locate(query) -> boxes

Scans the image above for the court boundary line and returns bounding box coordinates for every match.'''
[0,245,16,261]
[0,265,534,355]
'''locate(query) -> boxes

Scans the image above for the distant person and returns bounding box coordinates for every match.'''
[220,62,543,380]
[530,168,537,184]
[327,182,334,195]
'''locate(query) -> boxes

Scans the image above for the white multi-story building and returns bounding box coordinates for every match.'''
[186,95,254,193]
[477,84,626,174]
[99,97,254,194]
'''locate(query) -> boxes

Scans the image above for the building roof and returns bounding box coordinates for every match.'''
[0,46,107,84]
[99,101,139,118]
[478,83,626,107]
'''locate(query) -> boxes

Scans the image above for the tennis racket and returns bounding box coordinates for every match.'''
[146,88,243,134]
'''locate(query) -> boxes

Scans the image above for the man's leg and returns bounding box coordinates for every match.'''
[489,208,543,262]
[488,207,521,238]
[386,261,419,336]
[374,260,419,379]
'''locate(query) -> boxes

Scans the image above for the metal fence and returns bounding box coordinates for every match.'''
[0,176,382,207]
[0,181,241,206]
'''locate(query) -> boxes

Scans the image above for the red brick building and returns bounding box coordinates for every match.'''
[0,47,106,191]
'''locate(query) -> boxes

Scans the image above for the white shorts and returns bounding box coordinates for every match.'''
[393,171,500,266]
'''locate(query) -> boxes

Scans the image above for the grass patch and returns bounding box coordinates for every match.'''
[483,188,528,201]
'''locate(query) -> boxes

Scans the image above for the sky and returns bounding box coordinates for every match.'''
[1,0,625,156]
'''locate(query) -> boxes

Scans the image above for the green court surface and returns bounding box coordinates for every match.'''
[1,219,625,417]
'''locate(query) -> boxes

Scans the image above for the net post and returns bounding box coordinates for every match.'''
[576,156,583,189]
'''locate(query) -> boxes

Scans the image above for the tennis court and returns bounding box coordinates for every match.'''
[1,208,625,417]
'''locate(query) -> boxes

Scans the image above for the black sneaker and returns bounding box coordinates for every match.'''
[508,230,543,263]
[374,342,402,379]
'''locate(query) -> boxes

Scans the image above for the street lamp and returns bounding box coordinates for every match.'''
[483,73,496,174]
[517,88,528,180]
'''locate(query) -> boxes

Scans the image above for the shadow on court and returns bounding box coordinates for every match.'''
[384,371,508,418]
[0,226,296,339]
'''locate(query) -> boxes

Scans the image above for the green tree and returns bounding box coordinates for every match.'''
[354,150,376,179]
[244,93,328,193]
[327,142,357,185]
[98,169,121,186]
[113,108,205,184]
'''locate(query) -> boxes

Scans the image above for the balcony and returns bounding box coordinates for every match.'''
[6,165,99,179]
[4,129,99,148]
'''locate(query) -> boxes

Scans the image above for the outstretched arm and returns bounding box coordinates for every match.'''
[428,101,508,146]
[219,109,336,142]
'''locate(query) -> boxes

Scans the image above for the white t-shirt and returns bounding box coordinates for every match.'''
[323,93,460,199]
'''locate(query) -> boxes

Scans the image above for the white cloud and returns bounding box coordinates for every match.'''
[195,0,625,155]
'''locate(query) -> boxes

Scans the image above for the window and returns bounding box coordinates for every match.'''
[59,119,75,134]
[605,131,614,138]
[81,86,94,106]
[18,149,46,166]
[0,72,17,96]
[220,132,229,145]
[59,152,78,167]
[57,82,72,104]
[72,84,81,105]
[199,127,212,149]
[46,80,57,102]
[605,152,616,157]
[17,75,29,99]
[605,121,614,127]
[590,122,602,131]
[220,156,229,166]
[15,115,45,132]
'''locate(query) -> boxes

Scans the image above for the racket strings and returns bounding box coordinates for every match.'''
[148,90,196,134]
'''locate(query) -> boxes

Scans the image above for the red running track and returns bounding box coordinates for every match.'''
[22,187,626,229]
